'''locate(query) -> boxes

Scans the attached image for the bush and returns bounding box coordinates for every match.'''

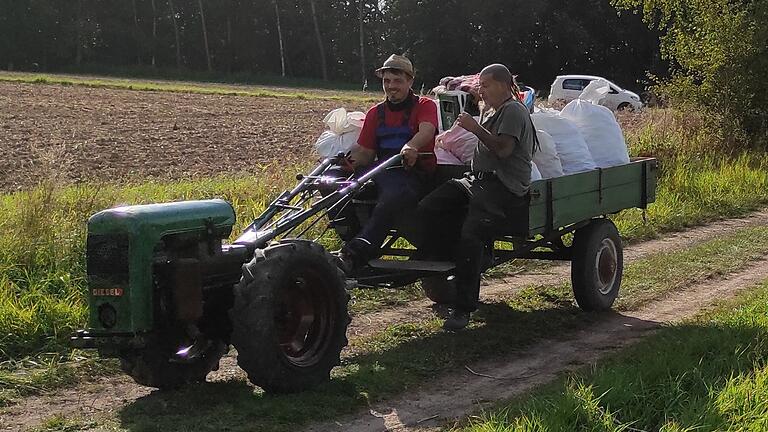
[613,0,768,145]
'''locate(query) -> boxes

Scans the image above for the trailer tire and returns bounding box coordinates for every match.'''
[230,239,350,393]
[421,276,457,305]
[119,335,228,389]
[571,218,623,311]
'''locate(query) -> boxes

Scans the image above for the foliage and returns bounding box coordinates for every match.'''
[0,0,662,92]
[613,0,768,142]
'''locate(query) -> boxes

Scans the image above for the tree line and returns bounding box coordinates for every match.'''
[0,0,663,92]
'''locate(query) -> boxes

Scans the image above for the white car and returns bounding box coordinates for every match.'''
[548,75,643,111]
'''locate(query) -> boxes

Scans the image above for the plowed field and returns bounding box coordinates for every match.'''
[0,81,368,191]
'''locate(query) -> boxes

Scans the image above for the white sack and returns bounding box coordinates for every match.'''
[560,99,629,168]
[322,107,366,134]
[531,161,542,181]
[315,130,361,158]
[533,130,564,179]
[315,107,366,157]
[531,109,597,175]
[578,79,612,105]
[436,124,479,164]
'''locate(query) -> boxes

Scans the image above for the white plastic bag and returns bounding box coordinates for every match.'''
[533,130,564,179]
[315,108,366,157]
[531,161,542,181]
[531,109,597,175]
[436,123,479,164]
[578,79,612,105]
[322,108,365,134]
[560,99,629,168]
[315,130,361,158]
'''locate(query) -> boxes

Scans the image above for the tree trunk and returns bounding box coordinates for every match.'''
[359,0,365,89]
[272,0,286,77]
[226,1,233,73]
[75,0,83,66]
[151,0,157,67]
[169,0,183,68]
[198,0,212,72]
[132,0,142,65]
[308,0,328,81]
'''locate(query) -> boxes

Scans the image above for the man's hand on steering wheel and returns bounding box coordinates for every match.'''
[401,145,418,168]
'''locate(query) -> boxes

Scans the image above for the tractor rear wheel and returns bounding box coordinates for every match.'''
[230,239,350,393]
[571,218,623,311]
[119,334,227,389]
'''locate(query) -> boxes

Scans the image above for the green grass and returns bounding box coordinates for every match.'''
[0,71,379,103]
[28,223,768,431]
[459,281,768,432]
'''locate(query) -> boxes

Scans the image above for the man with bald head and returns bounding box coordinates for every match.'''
[417,63,535,330]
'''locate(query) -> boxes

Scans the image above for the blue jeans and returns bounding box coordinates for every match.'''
[356,167,427,253]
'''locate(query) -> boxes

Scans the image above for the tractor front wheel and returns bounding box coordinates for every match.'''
[230,239,350,393]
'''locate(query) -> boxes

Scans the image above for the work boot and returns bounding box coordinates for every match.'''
[336,237,371,275]
[442,309,470,331]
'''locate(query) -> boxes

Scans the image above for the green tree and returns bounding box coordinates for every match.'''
[614,0,768,141]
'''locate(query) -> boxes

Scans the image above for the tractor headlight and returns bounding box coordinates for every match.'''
[98,303,118,329]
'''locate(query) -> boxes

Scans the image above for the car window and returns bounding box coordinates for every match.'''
[563,79,590,91]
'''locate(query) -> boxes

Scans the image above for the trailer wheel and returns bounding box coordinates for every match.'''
[230,239,350,393]
[421,276,457,305]
[119,335,228,389]
[571,218,623,311]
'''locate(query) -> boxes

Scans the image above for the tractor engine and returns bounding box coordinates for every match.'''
[72,199,250,387]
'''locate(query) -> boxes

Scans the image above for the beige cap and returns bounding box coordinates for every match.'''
[375,54,414,78]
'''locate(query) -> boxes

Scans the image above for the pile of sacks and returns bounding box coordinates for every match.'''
[531,99,629,177]
[435,98,629,182]
[314,108,366,158]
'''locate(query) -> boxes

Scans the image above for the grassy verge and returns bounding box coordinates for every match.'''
[20,223,768,430]
[460,281,768,432]
[0,71,379,103]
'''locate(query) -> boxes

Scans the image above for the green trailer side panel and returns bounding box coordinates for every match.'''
[525,158,657,237]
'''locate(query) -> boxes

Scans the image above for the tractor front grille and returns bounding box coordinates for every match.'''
[87,234,129,286]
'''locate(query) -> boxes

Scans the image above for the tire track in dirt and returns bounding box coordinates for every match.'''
[2,210,767,431]
[307,257,768,432]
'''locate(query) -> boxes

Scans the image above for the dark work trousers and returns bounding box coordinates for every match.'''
[418,176,528,313]
[356,167,428,253]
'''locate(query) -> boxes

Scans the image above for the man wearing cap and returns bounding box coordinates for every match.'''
[417,63,535,331]
[338,54,438,271]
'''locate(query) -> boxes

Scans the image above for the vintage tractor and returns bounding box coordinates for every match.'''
[72,153,656,393]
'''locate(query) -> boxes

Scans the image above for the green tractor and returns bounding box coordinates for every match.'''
[72,153,656,393]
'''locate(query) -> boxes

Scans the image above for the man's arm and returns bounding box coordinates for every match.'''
[456,113,517,158]
[401,121,437,167]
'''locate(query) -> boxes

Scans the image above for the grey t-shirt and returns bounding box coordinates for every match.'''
[471,99,534,196]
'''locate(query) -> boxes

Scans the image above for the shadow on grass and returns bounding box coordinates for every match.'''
[115,298,630,432]
[480,319,768,432]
